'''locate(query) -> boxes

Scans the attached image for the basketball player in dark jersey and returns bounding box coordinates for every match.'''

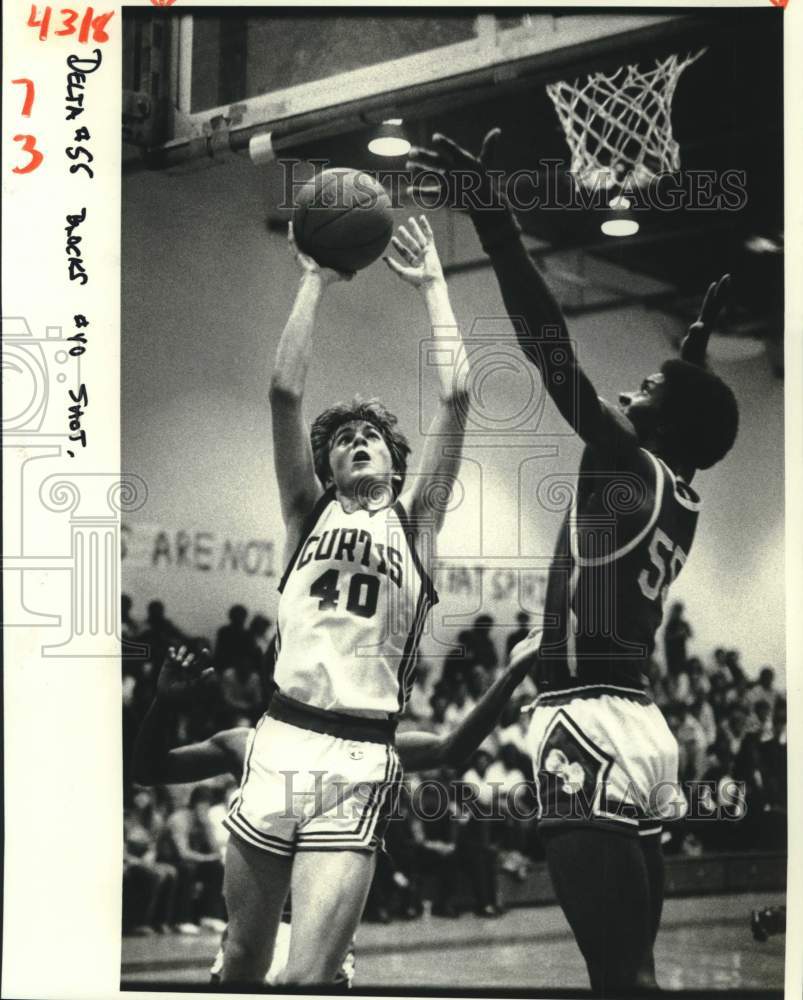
[407,130,739,993]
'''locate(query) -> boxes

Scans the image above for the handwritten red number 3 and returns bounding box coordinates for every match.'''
[56,7,79,35]
[12,135,44,174]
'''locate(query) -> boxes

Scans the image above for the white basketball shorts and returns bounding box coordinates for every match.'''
[526,684,688,837]
[224,694,402,856]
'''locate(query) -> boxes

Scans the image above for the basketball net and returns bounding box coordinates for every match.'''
[546,50,707,192]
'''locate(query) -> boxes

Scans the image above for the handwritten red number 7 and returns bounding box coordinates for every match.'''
[12,135,44,174]
[12,79,35,117]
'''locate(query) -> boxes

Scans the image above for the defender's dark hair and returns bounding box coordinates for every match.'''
[659,359,739,470]
[310,396,411,495]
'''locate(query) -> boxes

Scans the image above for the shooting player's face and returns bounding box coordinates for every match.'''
[618,372,666,439]
[327,420,394,495]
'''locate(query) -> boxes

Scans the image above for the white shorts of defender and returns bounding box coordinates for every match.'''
[525,684,688,836]
[223,715,402,855]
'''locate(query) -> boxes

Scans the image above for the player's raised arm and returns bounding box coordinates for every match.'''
[396,654,530,771]
[270,226,353,549]
[407,132,638,456]
[384,216,469,535]
[680,274,730,367]
[132,646,247,785]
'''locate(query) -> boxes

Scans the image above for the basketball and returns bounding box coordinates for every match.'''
[292,168,394,272]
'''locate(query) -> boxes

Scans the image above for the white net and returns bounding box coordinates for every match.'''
[546,50,706,191]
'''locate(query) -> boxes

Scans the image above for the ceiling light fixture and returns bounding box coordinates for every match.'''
[368,119,410,158]
[601,218,639,237]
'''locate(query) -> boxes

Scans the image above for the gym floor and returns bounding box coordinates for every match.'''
[121,891,785,993]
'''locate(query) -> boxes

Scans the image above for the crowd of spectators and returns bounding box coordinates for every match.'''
[122,595,787,932]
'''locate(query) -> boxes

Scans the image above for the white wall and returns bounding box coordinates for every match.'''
[122,155,785,679]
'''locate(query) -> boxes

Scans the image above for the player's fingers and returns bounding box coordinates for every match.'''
[396,225,420,256]
[200,667,216,684]
[383,256,413,278]
[479,127,502,169]
[697,281,717,324]
[176,644,186,660]
[167,645,176,660]
[419,216,435,246]
[287,221,298,251]
[431,132,468,165]
[183,651,195,668]
[392,234,418,264]
[713,273,731,310]
[407,148,447,170]
[408,216,428,248]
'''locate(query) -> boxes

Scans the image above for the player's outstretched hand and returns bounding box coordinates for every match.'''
[287,222,354,286]
[681,273,730,366]
[156,645,215,704]
[406,128,502,207]
[383,216,443,289]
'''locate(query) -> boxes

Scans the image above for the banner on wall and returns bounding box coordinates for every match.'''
[121,521,277,578]
[121,521,549,616]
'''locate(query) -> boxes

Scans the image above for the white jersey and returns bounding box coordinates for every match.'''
[274,490,438,717]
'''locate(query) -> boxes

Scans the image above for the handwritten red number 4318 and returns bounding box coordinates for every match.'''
[27,5,114,43]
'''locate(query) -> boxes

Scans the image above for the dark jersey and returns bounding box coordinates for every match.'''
[535,446,700,690]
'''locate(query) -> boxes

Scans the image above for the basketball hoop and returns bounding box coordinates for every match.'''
[546,50,707,193]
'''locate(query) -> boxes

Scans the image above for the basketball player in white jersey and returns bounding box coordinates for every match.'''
[221,216,470,984]
[132,644,531,986]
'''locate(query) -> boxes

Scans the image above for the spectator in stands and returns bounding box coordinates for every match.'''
[123,787,177,935]
[467,664,489,704]
[365,788,422,922]
[246,613,272,675]
[441,630,476,689]
[690,691,717,749]
[469,615,499,674]
[122,593,140,640]
[496,700,529,756]
[405,656,436,721]
[428,692,452,738]
[707,670,732,722]
[459,750,501,917]
[724,649,746,685]
[487,743,531,880]
[159,786,226,935]
[709,646,729,681]
[753,698,774,742]
[214,604,251,672]
[749,666,779,714]
[674,703,708,782]
[410,779,462,918]
[760,697,787,815]
[686,656,710,700]
[664,601,692,675]
[138,601,187,673]
[505,611,532,660]
[220,657,263,726]
[720,703,750,758]
[445,677,473,727]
